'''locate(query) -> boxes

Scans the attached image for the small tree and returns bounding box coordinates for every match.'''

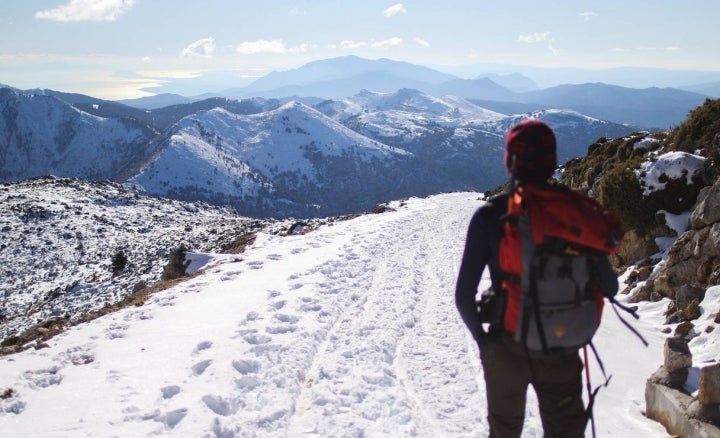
[111,251,128,277]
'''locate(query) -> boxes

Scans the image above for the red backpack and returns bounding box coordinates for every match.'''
[498,183,623,354]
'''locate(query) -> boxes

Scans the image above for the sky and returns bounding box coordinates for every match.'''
[4,191,711,436]
[1,0,720,99]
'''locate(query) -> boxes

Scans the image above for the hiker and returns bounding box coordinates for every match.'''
[455,120,620,438]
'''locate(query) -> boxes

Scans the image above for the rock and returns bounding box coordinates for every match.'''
[688,400,720,426]
[655,211,680,237]
[132,281,147,293]
[715,313,720,324]
[683,299,702,321]
[161,245,191,281]
[665,337,692,373]
[617,230,661,268]
[675,321,695,338]
[698,364,720,405]
[638,266,653,281]
[626,269,639,285]
[649,365,689,389]
[691,179,720,229]
[676,285,706,310]
[646,378,720,437]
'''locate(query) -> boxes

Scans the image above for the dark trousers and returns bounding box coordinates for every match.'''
[479,334,587,438]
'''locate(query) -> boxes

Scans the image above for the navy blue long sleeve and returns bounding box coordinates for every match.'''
[455,197,506,344]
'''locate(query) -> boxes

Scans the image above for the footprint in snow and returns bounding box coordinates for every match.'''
[270,300,286,310]
[191,360,213,376]
[235,375,262,391]
[201,394,242,416]
[298,297,322,313]
[124,408,188,429]
[247,260,264,270]
[156,408,188,429]
[265,324,296,334]
[61,345,95,366]
[220,271,243,281]
[161,385,181,399]
[192,341,213,355]
[243,333,272,345]
[0,396,26,415]
[266,253,282,260]
[232,359,261,374]
[106,323,129,340]
[23,366,62,389]
[265,313,299,334]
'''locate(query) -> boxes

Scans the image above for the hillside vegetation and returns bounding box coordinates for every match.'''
[560,99,719,236]
[559,98,720,325]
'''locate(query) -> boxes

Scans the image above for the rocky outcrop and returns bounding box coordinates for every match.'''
[646,338,720,437]
[636,178,720,321]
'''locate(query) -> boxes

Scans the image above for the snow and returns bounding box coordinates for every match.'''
[635,151,705,196]
[0,192,703,437]
[130,102,410,199]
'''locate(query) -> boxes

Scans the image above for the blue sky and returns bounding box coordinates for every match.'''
[1,0,719,99]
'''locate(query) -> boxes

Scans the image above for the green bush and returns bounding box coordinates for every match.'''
[670,98,720,153]
[598,157,653,235]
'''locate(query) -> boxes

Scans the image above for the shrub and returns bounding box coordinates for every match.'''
[598,157,654,235]
[669,98,720,153]
[111,251,128,276]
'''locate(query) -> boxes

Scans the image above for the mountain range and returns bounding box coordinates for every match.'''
[118,56,711,129]
[1,82,636,217]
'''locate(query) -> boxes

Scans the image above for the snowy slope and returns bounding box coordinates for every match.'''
[131,102,411,217]
[315,89,504,145]
[0,177,299,342]
[0,88,153,182]
[0,192,684,437]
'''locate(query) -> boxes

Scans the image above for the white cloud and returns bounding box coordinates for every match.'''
[579,11,598,21]
[371,37,403,49]
[330,40,369,49]
[517,32,558,55]
[35,0,137,22]
[517,32,551,43]
[414,37,430,48]
[235,40,313,55]
[383,4,407,17]
[287,43,314,53]
[180,38,216,58]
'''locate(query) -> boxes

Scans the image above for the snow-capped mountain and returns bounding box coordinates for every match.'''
[316,89,633,168]
[0,85,636,218]
[131,101,412,217]
[0,88,155,182]
[316,88,505,130]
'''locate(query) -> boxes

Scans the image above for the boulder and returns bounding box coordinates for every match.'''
[698,364,720,405]
[665,337,692,373]
[691,179,720,229]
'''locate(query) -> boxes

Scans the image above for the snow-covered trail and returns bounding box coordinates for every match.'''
[0,193,668,437]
